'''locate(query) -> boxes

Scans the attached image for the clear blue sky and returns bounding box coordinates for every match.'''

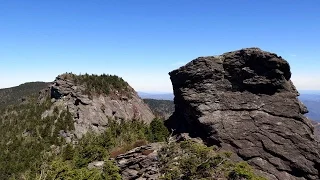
[1,0,319,93]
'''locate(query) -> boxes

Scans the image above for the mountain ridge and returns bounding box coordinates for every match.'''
[1,57,320,179]
[0,81,49,108]
[0,71,265,180]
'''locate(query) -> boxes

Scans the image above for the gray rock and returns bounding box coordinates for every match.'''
[122,169,139,179]
[39,75,155,139]
[115,143,163,180]
[167,48,320,180]
[88,161,105,170]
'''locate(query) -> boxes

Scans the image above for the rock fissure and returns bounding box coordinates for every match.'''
[259,140,309,178]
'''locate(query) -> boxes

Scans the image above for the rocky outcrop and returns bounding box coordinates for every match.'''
[39,75,155,139]
[115,143,163,180]
[167,48,320,180]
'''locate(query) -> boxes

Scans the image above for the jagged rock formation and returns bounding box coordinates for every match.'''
[39,74,155,139]
[115,143,163,180]
[167,48,320,180]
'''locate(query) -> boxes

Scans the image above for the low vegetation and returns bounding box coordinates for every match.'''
[159,140,266,180]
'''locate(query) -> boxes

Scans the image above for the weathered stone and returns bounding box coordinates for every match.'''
[167,48,320,180]
[122,169,139,179]
[88,161,105,170]
[311,120,320,141]
[115,143,163,180]
[39,75,155,140]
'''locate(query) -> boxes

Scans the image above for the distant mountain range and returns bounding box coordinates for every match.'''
[137,92,174,100]
[139,91,320,122]
[298,92,320,122]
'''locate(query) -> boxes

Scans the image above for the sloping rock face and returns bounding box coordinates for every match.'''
[115,143,163,180]
[167,48,320,180]
[39,75,155,139]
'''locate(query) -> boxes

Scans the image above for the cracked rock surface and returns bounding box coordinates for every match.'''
[115,143,163,180]
[39,75,155,139]
[167,48,320,180]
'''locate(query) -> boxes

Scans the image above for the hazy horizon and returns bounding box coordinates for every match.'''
[2,79,320,95]
[1,1,319,92]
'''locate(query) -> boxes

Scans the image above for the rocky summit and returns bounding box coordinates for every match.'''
[167,48,320,180]
[39,73,155,140]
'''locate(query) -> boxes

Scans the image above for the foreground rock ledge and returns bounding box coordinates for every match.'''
[167,48,320,180]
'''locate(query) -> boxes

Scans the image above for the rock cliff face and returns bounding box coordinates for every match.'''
[40,74,155,139]
[167,48,320,180]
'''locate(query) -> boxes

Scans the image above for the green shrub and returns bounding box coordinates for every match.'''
[148,118,170,142]
[46,158,106,180]
[74,145,108,168]
[62,144,75,161]
[102,158,122,180]
[159,140,266,180]
[228,162,266,180]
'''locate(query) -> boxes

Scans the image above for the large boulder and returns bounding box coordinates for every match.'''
[167,48,320,180]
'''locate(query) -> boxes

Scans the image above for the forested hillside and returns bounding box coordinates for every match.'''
[143,99,174,119]
[0,95,169,179]
[0,82,49,108]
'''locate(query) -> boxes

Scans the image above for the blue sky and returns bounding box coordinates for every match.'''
[1,0,319,93]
